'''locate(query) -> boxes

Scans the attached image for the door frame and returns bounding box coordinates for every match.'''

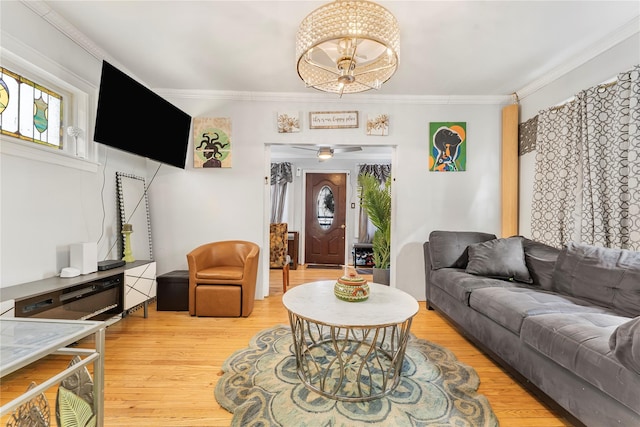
[300,169,351,267]
[262,144,398,298]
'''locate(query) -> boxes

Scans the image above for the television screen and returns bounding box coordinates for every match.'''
[94,61,192,169]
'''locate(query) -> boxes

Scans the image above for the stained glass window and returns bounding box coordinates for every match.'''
[0,67,63,149]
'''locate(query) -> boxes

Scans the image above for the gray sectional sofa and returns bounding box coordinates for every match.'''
[423,231,640,427]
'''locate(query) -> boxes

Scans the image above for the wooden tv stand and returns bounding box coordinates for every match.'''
[0,260,156,321]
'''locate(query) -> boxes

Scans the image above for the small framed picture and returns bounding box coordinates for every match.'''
[277,111,300,133]
[309,111,359,129]
[366,114,389,136]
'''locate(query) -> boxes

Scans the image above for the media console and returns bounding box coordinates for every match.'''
[0,260,156,322]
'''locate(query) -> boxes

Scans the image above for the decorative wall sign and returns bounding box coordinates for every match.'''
[309,111,358,129]
[429,122,467,172]
[366,114,389,136]
[277,112,301,133]
[193,117,232,168]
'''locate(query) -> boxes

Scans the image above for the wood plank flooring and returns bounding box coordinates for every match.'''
[1,266,573,426]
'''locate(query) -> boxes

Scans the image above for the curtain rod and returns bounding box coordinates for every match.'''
[549,79,619,111]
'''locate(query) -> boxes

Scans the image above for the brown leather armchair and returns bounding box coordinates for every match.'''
[186,240,260,317]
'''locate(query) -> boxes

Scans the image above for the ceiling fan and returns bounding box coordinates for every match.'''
[292,145,362,161]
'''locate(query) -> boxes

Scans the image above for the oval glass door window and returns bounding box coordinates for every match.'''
[317,185,335,230]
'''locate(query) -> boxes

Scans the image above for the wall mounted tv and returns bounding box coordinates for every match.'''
[94,61,192,169]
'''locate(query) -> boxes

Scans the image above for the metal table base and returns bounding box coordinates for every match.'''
[288,312,413,402]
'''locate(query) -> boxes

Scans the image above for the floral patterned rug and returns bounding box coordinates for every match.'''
[215,325,498,427]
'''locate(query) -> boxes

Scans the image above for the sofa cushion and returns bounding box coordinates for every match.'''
[469,287,614,334]
[521,312,638,413]
[428,231,496,270]
[609,316,640,374]
[466,237,532,283]
[553,242,640,316]
[429,268,518,305]
[523,238,560,290]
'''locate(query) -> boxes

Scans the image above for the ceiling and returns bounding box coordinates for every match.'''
[37,0,639,98]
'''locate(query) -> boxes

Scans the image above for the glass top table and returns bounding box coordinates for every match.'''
[282,280,419,401]
[0,318,106,426]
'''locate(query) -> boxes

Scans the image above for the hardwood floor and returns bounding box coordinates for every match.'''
[1,266,573,426]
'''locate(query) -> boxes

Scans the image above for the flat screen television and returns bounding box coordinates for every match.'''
[94,61,192,169]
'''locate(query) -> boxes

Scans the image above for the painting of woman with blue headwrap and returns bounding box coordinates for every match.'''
[429,122,466,172]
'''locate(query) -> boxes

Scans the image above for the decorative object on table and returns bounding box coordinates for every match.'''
[309,111,359,129]
[296,0,400,96]
[366,114,389,136]
[193,117,232,168]
[358,172,391,285]
[5,381,50,427]
[277,112,300,133]
[333,267,369,302]
[121,223,135,262]
[215,325,498,427]
[429,122,467,172]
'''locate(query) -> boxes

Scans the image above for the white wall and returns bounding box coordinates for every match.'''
[518,35,640,238]
[152,96,504,300]
[1,2,151,287]
[9,1,631,302]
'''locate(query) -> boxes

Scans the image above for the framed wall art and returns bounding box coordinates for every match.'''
[366,114,389,136]
[309,111,358,129]
[193,117,232,168]
[429,122,466,172]
[277,111,300,133]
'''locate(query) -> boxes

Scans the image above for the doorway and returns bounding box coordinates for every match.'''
[304,172,347,266]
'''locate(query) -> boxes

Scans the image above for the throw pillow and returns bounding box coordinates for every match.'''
[552,242,640,317]
[609,316,640,374]
[465,236,532,283]
[522,238,561,291]
[428,231,497,270]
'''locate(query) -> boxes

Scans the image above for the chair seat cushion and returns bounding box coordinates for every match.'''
[197,266,244,280]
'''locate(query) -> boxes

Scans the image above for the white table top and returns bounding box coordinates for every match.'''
[0,317,105,377]
[282,280,419,327]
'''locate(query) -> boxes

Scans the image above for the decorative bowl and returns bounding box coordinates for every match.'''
[334,275,369,302]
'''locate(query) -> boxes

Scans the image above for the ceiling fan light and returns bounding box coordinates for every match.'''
[317,147,334,159]
[296,0,400,95]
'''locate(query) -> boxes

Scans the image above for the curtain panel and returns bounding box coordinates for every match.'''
[531,65,640,250]
[357,164,391,243]
[270,162,293,224]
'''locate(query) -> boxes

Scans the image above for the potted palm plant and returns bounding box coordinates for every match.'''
[358,173,391,285]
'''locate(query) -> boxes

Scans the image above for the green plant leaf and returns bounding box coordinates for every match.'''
[57,386,96,427]
[358,173,391,269]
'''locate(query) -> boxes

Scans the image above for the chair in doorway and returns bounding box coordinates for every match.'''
[186,240,260,317]
[270,223,290,293]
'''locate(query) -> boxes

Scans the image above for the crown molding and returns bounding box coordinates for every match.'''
[20,0,108,61]
[515,16,640,101]
[156,88,512,105]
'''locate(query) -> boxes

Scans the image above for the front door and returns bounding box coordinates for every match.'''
[305,173,347,265]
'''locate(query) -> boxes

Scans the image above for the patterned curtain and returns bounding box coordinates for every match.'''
[531,102,582,247]
[357,164,391,243]
[270,162,293,223]
[518,116,538,155]
[579,66,640,249]
[531,65,640,250]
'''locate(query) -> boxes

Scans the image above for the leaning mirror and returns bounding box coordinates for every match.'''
[116,172,153,261]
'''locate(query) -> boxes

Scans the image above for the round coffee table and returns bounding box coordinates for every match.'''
[282,280,419,402]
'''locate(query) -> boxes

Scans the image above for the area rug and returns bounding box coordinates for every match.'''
[215,325,499,427]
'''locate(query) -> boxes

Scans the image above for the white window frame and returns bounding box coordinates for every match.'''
[0,48,97,172]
